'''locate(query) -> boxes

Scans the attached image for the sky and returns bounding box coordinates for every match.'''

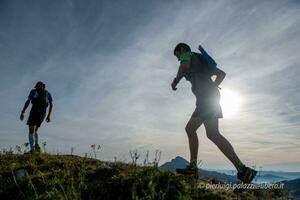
[0,0,300,171]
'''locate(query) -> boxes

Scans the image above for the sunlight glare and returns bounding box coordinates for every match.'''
[220,89,241,118]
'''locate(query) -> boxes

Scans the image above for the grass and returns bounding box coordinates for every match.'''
[0,149,291,200]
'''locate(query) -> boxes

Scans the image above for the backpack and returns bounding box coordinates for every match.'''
[31,89,49,108]
[191,53,215,75]
[198,52,217,69]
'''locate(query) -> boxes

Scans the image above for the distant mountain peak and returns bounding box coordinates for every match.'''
[160,156,189,171]
[160,156,237,183]
[172,156,188,162]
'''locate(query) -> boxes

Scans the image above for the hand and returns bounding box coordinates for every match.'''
[46,116,51,123]
[171,78,178,91]
[20,113,24,121]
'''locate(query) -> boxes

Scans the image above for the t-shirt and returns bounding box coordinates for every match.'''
[28,89,52,112]
[28,89,52,102]
[179,52,219,99]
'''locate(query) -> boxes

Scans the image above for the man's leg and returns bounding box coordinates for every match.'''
[203,118,245,172]
[34,126,39,145]
[28,126,35,151]
[33,126,41,152]
[185,117,204,164]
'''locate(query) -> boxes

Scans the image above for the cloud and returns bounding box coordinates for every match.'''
[0,0,299,170]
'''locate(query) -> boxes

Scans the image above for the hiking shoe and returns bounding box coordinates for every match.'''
[35,144,41,153]
[176,163,198,177]
[237,167,257,184]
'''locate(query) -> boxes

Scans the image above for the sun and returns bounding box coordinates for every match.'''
[220,89,241,118]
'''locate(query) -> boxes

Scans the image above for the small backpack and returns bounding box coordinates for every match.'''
[197,51,217,69]
[191,53,215,75]
[31,89,49,108]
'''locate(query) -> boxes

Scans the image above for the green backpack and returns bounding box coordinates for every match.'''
[31,89,49,108]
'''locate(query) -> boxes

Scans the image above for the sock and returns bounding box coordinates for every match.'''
[28,133,34,150]
[34,133,39,146]
[236,161,246,173]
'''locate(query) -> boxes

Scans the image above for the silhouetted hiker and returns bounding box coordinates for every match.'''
[20,81,53,153]
[172,43,257,183]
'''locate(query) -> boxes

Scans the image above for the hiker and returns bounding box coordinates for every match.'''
[20,81,53,153]
[171,43,257,183]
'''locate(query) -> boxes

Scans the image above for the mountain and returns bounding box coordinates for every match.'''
[160,156,237,183]
[256,174,289,183]
[280,178,300,199]
[160,156,300,185]
[199,169,237,183]
[160,156,189,171]
[263,171,300,180]
[216,169,300,183]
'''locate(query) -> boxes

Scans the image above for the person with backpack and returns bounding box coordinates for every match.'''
[20,81,53,153]
[171,43,257,184]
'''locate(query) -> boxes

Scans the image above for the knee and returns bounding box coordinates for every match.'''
[206,131,220,142]
[29,128,34,134]
[185,125,197,136]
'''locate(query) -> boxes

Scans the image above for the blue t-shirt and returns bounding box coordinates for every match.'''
[28,89,52,102]
[28,89,52,111]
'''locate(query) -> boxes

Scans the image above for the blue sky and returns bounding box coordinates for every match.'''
[0,0,300,171]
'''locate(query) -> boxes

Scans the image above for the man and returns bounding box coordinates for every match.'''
[20,81,53,153]
[171,43,257,183]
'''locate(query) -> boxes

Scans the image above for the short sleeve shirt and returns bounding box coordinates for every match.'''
[28,89,53,103]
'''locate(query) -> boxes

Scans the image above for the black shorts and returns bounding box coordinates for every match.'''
[191,103,223,120]
[192,90,223,120]
[27,109,46,127]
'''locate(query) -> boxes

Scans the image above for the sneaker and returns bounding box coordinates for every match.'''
[35,144,41,153]
[176,162,198,176]
[237,167,257,183]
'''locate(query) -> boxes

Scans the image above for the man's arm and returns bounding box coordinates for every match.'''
[172,61,190,90]
[46,101,53,122]
[21,90,34,120]
[20,99,30,120]
[212,67,226,87]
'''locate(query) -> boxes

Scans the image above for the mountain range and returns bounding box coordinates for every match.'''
[160,156,237,183]
[160,156,300,183]
[160,156,300,199]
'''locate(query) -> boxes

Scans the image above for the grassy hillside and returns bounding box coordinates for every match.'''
[0,152,290,200]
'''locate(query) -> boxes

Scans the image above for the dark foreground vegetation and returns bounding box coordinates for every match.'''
[0,152,290,200]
